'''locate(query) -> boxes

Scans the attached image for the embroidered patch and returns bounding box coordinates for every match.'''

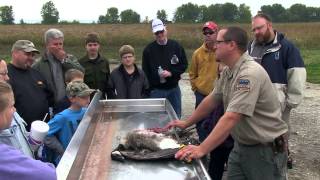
[235,78,250,91]
[274,51,280,60]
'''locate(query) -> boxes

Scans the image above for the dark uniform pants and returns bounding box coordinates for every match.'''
[228,141,287,180]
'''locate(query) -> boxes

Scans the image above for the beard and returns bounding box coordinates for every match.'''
[255,28,272,45]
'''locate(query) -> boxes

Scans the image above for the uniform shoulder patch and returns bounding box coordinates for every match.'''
[235,78,250,91]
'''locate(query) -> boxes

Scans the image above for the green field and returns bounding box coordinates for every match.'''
[0,23,319,83]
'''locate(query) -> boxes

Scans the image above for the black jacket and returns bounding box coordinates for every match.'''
[8,64,53,130]
[108,64,149,99]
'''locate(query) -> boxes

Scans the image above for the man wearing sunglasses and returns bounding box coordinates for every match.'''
[189,21,219,142]
[142,18,188,118]
[189,21,233,180]
[248,13,306,168]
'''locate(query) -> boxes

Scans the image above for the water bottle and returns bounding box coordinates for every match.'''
[158,66,166,83]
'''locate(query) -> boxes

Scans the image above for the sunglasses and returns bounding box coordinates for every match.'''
[155,30,164,35]
[203,30,216,36]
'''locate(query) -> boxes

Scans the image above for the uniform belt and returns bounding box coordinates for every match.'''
[238,134,287,153]
[238,134,286,147]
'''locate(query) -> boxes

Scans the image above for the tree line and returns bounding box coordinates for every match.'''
[0,1,320,24]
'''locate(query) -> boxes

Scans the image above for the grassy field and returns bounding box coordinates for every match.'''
[0,23,319,83]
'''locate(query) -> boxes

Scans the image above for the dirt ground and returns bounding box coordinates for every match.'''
[179,73,320,180]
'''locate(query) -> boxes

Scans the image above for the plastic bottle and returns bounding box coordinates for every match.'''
[158,66,166,83]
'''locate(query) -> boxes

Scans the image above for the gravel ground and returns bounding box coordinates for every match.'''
[110,63,319,179]
[179,73,320,180]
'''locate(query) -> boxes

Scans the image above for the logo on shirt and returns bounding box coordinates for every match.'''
[274,51,280,60]
[170,54,179,64]
[36,81,45,88]
[235,78,250,91]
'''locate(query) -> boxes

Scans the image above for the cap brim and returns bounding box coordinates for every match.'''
[152,26,165,33]
[24,47,40,54]
[78,89,96,97]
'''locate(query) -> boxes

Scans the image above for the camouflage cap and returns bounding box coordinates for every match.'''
[66,81,95,97]
[11,40,40,53]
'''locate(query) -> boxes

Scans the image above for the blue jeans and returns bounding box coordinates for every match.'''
[150,86,181,118]
[194,91,207,142]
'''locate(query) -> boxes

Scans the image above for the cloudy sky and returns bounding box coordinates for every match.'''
[1,0,319,23]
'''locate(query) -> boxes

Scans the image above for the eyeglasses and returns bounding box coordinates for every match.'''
[154,30,164,35]
[203,30,216,36]
[251,24,266,32]
[122,55,133,59]
[216,40,231,44]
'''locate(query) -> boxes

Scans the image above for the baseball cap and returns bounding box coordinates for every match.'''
[202,21,218,31]
[152,19,165,33]
[11,40,40,53]
[66,81,95,97]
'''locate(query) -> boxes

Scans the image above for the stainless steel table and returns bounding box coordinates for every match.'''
[57,91,210,180]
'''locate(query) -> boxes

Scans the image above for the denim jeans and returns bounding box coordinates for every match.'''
[194,91,207,142]
[150,86,181,118]
[209,145,233,180]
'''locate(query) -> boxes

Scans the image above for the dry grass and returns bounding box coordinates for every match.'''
[0,23,319,82]
[0,23,319,49]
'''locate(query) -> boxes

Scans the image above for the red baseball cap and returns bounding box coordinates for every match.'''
[202,21,218,31]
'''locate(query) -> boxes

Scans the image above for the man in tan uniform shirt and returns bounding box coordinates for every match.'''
[168,27,288,180]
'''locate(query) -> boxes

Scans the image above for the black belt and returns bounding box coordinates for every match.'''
[238,134,287,153]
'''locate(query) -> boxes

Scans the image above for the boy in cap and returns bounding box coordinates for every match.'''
[79,32,111,98]
[142,19,188,118]
[108,45,149,99]
[45,81,94,165]
[52,69,85,114]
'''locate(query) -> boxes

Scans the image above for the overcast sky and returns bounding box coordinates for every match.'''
[1,0,319,23]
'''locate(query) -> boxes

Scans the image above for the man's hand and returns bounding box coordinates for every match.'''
[175,145,206,161]
[160,70,172,78]
[51,48,66,61]
[165,119,189,130]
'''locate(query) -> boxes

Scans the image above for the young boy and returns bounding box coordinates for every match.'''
[52,69,84,115]
[108,45,149,99]
[45,81,94,165]
[79,32,111,98]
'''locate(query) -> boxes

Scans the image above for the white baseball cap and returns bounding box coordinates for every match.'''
[151,19,165,33]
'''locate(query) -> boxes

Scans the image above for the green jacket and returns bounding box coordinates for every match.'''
[32,52,84,103]
[79,53,111,96]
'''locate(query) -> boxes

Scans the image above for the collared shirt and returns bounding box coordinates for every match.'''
[47,52,66,103]
[189,43,218,95]
[0,112,33,158]
[211,52,288,145]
